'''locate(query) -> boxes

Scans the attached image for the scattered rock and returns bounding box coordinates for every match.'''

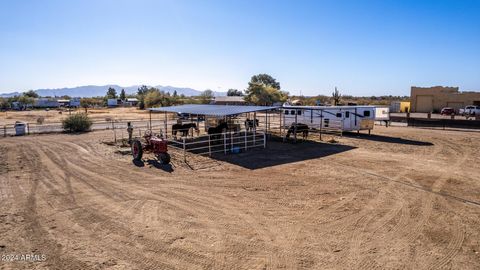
[333,249,342,253]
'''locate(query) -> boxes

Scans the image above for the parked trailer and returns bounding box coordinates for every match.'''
[375,106,390,121]
[282,105,376,132]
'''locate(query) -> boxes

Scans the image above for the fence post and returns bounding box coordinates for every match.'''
[112,121,116,143]
[3,125,6,137]
[223,132,227,154]
[183,137,186,162]
[245,130,247,151]
[208,135,211,156]
[27,123,30,135]
[230,131,233,152]
[263,132,266,148]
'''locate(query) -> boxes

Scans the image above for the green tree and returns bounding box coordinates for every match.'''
[119,89,126,101]
[245,74,287,105]
[24,90,39,98]
[144,88,173,108]
[249,74,281,90]
[227,89,243,96]
[106,87,117,99]
[0,97,9,110]
[173,90,178,97]
[136,85,149,109]
[199,89,214,104]
[18,95,35,108]
[332,87,341,106]
[80,98,95,113]
[245,84,288,106]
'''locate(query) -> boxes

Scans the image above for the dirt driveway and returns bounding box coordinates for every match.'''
[1,126,479,269]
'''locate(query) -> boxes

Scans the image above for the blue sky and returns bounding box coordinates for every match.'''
[1,0,479,96]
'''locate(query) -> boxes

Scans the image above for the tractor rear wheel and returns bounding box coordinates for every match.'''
[131,139,143,161]
[158,152,171,164]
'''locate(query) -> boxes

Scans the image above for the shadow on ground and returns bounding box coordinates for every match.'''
[132,159,174,173]
[210,139,356,170]
[343,132,434,146]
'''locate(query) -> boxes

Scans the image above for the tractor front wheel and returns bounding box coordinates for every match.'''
[132,139,143,161]
[158,152,171,164]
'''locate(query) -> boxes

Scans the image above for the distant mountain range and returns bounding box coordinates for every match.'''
[0,85,227,98]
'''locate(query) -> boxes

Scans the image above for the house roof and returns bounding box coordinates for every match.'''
[213,96,245,102]
[149,104,278,117]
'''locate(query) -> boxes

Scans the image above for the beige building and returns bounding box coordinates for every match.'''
[410,86,480,113]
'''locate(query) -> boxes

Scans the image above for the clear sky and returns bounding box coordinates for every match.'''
[1,0,479,96]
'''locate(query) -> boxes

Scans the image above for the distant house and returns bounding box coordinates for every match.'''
[70,98,81,107]
[57,99,70,107]
[107,99,120,107]
[211,96,246,105]
[124,98,139,107]
[34,98,59,108]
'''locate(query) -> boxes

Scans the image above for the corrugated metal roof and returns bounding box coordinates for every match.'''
[149,104,278,116]
[282,105,377,110]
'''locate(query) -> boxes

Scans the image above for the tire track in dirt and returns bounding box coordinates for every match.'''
[7,144,91,270]
[347,136,469,269]
[26,142,216,268]
[34,140,278,268]
[32,144,219,269]
[60,139,293,268]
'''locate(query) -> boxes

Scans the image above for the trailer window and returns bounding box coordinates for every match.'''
[363,110,371,117]
[336,113,342,118]
[284,110,289,115]
[290,110,295,115]
[345,111,350,118]
[297,110,302,115]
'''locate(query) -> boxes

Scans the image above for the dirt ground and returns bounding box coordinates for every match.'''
[1,126,479,269]
[0,107,149,126]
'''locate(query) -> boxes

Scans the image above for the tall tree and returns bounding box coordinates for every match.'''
[248,74,281,90]
[0,97,9,110]
[137,85,149,109]
[106,87,117,99]
[199,89,214,104]
[18,95,35,108]
[245,84,287,106]
[144,88,173,108]
[227,89,243,96]
[245,74,287,105]
[332,87,341,106]
[119,89,126,101]
[173,90,178,97]
[24,90,39,98]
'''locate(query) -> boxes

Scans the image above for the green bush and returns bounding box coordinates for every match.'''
[62,113,92,132]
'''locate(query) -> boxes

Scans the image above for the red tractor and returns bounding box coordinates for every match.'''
[131,130,171,164]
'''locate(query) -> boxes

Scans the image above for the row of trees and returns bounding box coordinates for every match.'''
[1,73,404,111]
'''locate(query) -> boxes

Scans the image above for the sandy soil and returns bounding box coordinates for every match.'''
[0,126,479,269]
[0,107,150,126]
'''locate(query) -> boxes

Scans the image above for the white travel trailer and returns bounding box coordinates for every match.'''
[281,105,377,132]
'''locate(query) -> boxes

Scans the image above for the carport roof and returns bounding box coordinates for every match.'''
[149,104,279,117]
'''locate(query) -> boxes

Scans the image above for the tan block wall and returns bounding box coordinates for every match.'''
[410,86,480,112]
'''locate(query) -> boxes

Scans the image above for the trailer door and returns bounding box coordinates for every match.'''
[343,111,352,130]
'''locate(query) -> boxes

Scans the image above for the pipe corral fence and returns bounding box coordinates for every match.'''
[147,105,276,162]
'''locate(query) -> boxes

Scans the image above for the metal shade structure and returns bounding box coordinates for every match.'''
[149,104,279,117]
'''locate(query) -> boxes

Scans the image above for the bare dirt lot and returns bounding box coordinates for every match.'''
[1,126,479,269]
[0,107,150,126]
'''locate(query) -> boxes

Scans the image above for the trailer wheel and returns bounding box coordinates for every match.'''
[131,139,143,161]
[158,153,171,164]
